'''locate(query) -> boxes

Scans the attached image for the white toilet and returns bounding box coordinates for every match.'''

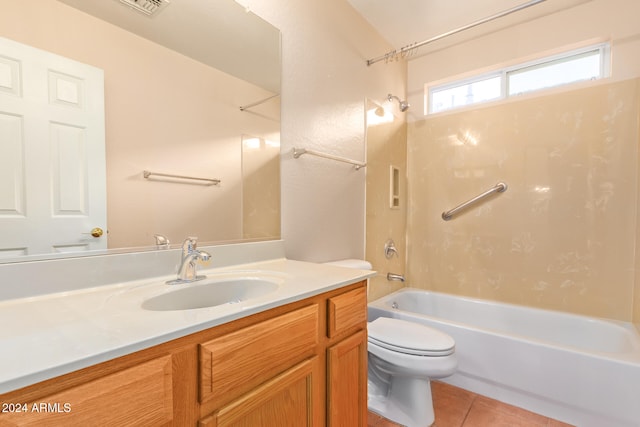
[367,316,457,427]
[322,259,457,427]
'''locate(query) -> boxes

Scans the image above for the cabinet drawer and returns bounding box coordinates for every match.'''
[199,304,319,405]
[0,356,173,426]
[327,286,367,338]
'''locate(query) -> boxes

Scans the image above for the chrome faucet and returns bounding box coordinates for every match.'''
[166,237,211,285]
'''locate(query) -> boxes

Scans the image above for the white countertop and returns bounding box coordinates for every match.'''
[0,258,374,394]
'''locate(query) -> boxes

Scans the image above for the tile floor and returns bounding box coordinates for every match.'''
[367,381,574,427]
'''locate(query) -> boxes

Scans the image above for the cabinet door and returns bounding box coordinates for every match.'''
[0,356,173,426]
[199,357,321,427]
[327,330,367,427]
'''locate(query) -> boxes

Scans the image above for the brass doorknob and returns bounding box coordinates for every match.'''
[90,227,103,238]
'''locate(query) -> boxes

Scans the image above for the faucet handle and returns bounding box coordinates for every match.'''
[188,236,198,248]
[384,239,399,259]
[181,236,199,255]
[154,234,170,249]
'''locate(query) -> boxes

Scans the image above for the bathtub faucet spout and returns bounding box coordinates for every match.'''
[387,273,405,282]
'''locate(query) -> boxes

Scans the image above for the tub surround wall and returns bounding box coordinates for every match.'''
[365,99,408,302]
[242,139,281,239]
[636,111,640,331]
[407,79,640,321]
[406,0,640,324]
[637,150,640,331]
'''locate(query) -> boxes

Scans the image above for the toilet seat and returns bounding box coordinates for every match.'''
[368,317,455,356]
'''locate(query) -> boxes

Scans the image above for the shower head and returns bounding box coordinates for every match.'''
[388,94,410,112]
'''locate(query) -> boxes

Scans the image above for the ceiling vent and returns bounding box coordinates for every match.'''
[118,0,170,16]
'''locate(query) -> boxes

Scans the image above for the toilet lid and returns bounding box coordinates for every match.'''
[368,317,455,356]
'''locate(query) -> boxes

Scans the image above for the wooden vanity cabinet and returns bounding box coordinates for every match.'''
[0,281,367,427]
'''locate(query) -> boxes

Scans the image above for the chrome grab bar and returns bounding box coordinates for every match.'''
[442,182,508,221]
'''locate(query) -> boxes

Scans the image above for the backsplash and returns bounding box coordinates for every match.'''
[0,240,285,301]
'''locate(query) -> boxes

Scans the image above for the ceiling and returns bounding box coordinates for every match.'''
[56,0,592,88]
[347,0,593,60]
[56,0,281,92]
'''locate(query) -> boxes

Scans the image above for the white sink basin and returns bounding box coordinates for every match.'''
[141,278,279,311]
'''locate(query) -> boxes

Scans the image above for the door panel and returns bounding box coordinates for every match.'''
[327,331,368,427]
[200,357,321,427]
[0,36,106,257]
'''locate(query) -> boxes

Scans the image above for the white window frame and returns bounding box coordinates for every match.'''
[426,42,611,115]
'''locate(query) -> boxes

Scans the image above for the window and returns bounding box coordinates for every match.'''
[427,43,610,114]
[430,75,502,114]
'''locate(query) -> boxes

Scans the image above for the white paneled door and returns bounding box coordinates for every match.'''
[0,37,106,258]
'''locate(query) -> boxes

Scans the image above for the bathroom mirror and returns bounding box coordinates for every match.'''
[0,0,281,262]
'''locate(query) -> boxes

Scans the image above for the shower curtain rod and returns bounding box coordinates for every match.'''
[366,0,547,66]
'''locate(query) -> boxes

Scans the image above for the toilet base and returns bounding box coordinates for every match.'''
[368,377,435,427]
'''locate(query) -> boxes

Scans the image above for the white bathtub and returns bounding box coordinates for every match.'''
[368,288,640,427]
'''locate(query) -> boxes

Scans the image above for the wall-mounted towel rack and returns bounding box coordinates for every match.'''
[143,170,221,185]
[239,94,280,112]
[442,182,507,221]
[292,147,366,170]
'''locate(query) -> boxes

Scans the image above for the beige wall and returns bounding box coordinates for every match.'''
[0,0,279,249]
[405,0,640,325]
[365,100,408,302]
[245,0,407,263]
[407,0,640,116]
[1,0,406,279]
